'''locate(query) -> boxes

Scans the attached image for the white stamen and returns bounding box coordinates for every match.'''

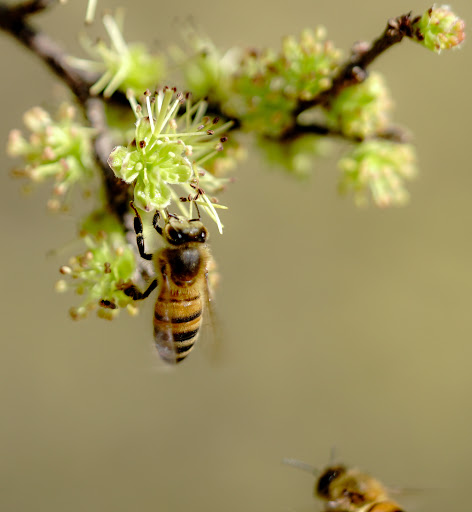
[85,0,97,24]
[103,14,128,55]
[146,95,155,133]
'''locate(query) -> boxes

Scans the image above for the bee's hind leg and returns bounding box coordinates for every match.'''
[118,279,158,300]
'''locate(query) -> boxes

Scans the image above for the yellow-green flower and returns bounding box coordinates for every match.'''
[108,88,233,233]
[339,141,417,207]
[412,6,465,53]
[56,211,137,320]
[325,72,393,139]
[67,12,166,98]
[7,103,95,211]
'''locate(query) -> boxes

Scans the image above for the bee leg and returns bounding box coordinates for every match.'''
[152,210,162,236]
[130,201,153,261]
[119,279,158,300]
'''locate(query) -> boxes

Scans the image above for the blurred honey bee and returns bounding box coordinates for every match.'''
[119,202,213,364]
[283,459,405,512]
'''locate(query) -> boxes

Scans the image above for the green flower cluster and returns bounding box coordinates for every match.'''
[326,72,393,139]
[338,141,417,207]
[170,26,237,105]
[108,88,232,233]
[412,6,466,53]
[227,28,342,136]
[259,135,332,178]
[7,103,95,211]
[279,28,342,101]
[56,212,137,320]
[68,13,165,98]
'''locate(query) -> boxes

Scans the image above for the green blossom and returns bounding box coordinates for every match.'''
[412,6,466,53]
[338,141,417,207]
[227,47,296,136]
[56,211,137,321]
[170,26,239,104]
[325,72,393,139]
[7,104,95,211]
[259,135,332,178]
[68,12,166,98]
[227,27,342,136]
[108,88,233,233]
[279,28,342,101]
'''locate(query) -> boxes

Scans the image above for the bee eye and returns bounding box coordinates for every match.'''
[317,467,345,498]
[199,231,206,242]
[166,225,184,244]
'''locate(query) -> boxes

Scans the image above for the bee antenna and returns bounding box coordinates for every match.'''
[282,458,320,475]
[329,446,338,465]
[166,209,179,221]
[194,199,201,220]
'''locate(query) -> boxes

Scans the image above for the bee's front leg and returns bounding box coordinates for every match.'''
[117,279,158,300]
[130,201,153,261]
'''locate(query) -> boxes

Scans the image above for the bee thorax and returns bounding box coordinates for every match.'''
[164,247,204,284]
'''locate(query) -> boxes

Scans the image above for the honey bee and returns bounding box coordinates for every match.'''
[119,202,213,364]
[283,459,405,512]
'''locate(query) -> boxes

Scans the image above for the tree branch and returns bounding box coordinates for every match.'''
[294,13,416,115]
[84,98,132,219]
[278,121,410,144]
[6,0,59,18]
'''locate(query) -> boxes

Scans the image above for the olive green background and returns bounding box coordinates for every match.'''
[1,0,471,510]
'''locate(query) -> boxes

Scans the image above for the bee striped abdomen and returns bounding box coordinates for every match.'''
[366,502,404,512]
[153,291,203,364]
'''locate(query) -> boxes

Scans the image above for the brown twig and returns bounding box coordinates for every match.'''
[84,98,132,219]
[278,122,410,144]
[5,0,59,18]
[294,13,416,116]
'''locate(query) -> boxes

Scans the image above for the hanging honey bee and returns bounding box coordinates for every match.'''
[283,458,405,512]
[118,201,213,364]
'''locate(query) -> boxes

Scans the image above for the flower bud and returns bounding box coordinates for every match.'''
[412,6,466,53]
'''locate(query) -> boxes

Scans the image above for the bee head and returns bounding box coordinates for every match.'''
[164,217,208,246]
[316,465,347,499]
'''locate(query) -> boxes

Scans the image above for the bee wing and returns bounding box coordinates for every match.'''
[387,486,429,495]
[198,269,226,365]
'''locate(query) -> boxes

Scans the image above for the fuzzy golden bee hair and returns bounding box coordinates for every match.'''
[284,459,405,512]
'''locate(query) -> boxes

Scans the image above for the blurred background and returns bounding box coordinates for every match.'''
[1,0,471,511]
